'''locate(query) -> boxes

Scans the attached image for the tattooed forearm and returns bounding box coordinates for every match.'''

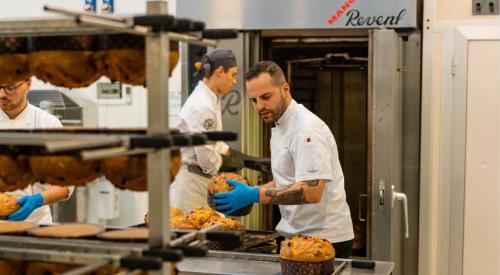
[264,188,308,205]
[302,180,320,187]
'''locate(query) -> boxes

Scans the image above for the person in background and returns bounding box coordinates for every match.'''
[0,78,73,223]
[214,61,354,258]
[170,48,246,213]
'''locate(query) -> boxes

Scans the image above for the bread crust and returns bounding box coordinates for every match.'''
[280,235,335,262]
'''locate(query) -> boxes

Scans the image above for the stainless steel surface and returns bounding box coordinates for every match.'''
[400,31,421,275]
[177,0,417,29]
[215,34,246,151]
[0,18,122,37]
[332,261,348,275]
[178,252,395,275]
[0,246,121,266]
[146,2,172,275]
[61,259,112,275]
[167,32,217,47]
[0,132,123,153]
[392,185,410,238]
[81,147,153,160]
[369,29,402,267]
[0,235,146,255]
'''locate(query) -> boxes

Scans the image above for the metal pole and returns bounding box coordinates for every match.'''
[146,1,171,274]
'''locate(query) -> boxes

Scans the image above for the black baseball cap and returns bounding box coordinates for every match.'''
[194,48,237,77]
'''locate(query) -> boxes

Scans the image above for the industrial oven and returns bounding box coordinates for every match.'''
[178,1,421,275]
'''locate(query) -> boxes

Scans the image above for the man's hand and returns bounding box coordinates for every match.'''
[214,179,259,215]
[7,193,44,221]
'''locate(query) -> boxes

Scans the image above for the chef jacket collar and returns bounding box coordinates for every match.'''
[275,100,297,128]
[0,101,30,121]
[199,81,220,104]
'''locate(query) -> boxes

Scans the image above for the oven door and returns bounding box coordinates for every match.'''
[369,29,410,273]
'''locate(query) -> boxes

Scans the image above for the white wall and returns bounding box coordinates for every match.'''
[421,1,500,275]
[0,0,181,226]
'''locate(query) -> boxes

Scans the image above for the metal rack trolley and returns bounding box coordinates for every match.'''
[0,1,229,274]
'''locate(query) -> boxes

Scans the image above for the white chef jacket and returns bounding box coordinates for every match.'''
[0,103,74,224]
[271,100,354,243]
[170,81,229,213]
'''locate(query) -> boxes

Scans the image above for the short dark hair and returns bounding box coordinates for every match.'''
[245,61,286,88]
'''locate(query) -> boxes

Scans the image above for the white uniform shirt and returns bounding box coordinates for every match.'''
[176,81,229,174]
[271,100,354,243]
[170,81,229,213]
[0,103,73,224]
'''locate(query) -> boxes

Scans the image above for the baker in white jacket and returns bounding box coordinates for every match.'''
[170,48,246,213]
[0,78,74,224]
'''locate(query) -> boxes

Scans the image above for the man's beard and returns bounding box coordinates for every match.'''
[259,93,287,123]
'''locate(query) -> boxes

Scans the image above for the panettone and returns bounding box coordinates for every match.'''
[200,216,245,250]
[170,217,198,230]
[29,156,101,186]
[0,193,20,218]
[101,154,180,192]
[144,207,185,225]
[0,37,32,84]
[94,34,179,85]
[28,36,101,88]
[280,235,335,275]
[0,155,36,191]
[185,208,222,229]
[200,216,245,234]
[207,173,254,216]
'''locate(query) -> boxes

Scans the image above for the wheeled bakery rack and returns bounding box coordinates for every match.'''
[0,1,241,274]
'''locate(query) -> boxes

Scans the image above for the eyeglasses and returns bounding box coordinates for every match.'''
[0,81,25,95]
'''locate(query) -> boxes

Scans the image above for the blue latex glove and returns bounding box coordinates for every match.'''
[214,179,259,215]
[7,193,44,221]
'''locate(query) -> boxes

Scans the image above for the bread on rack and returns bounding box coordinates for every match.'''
[207,173,254,216]
[0,259,24,275]
[94,34,179,85]
[101,153,181,192]
[29,156,101,186]
[28,35,101,88]
[185,208,222,229]
[144,207,185,225]
[200,216,245,234]
[199,215,245,250]
[0,193,20,218]
[25,262,124,275]
[0,155,36,191]
[0,37,32,85]
[279,235,335,275]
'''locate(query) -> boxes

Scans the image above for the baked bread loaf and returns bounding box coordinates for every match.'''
[0,37,32,84]
[280,235,335,275]
[28,35,101,88]
[207,173,254,216]
[29,156,101,186]
[94,34,180,85]
[144,207,184,225]
[200,216,245,234]
[99,228,149,241]
[102,153,181,191]
[0,193,20,218]
[185,208,222,229]
[0,155,36,191]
